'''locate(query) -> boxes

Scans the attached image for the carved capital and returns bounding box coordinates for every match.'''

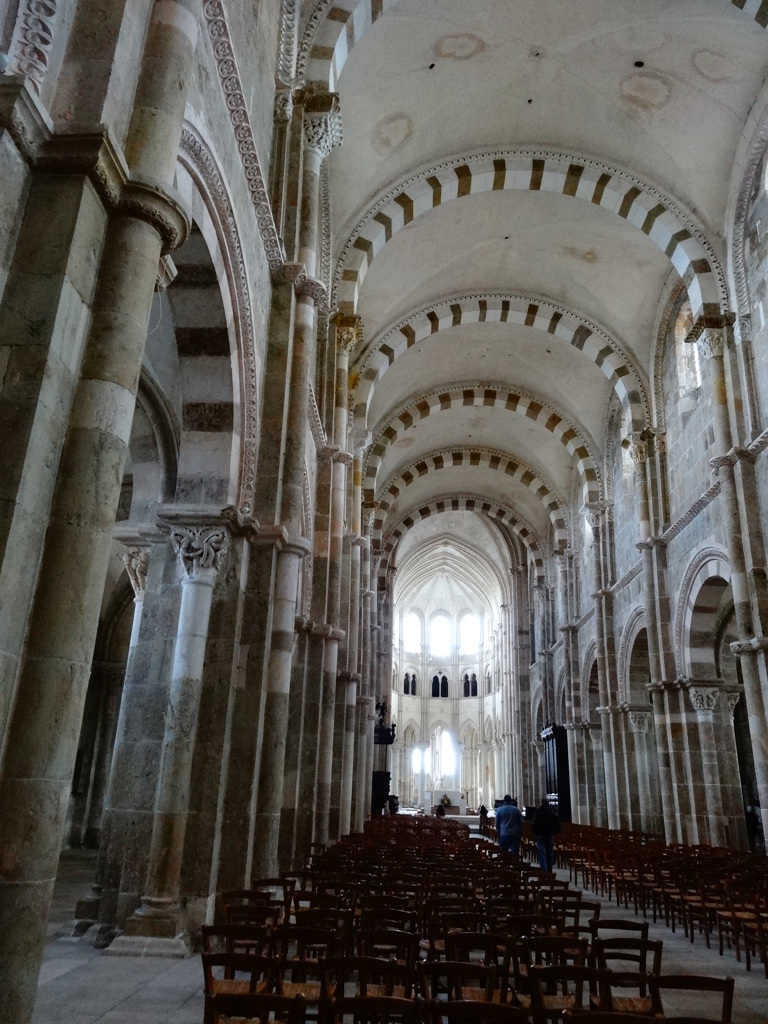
[697,327,727,361]
[274,88,294,123]
[362,502,379,533]
[726,691,741,715]
[301,91,342,158]
[688,686,719,713]
[170,525,228,578]
[332,313,364,355]
[122,548,149,598]
[628,710,651,734]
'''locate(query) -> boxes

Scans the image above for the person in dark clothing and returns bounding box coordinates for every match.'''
[532,796,560,872]
[494,794,525,855]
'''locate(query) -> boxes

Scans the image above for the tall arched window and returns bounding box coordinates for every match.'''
[429,614,451,658]
[460,613,480,655]
[440,674,448,698]
[403,612,421,653]
[432,674,440,698]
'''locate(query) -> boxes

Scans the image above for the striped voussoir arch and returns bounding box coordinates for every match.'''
[302,0,768,91]
[353,293,648,430]
[373,447,569,551]
[363,385,600,506]
[334,150,723,322]
[376,494,547,585]
[675,547,731,681]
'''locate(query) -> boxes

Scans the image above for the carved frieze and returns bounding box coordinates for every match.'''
[7,0,60,90]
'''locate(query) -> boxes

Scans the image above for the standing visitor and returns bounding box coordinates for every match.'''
[494,794,524,855]
[532,796,561,872]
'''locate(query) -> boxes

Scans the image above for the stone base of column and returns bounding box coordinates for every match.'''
[104,897,191,958]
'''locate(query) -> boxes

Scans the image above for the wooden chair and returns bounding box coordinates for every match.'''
[589,937,663,1016]
[331,995,424,1024]
[202,952,278,1024]
[356,927,420,973]
[323,954,407,1000]
[418,959,501,1007]
[649,975,735,1024]
[272,924,342,961]
[529,964,612,1024]
[203,923,271,957]
[211,992,307,1023]
[430,1001,530,1024]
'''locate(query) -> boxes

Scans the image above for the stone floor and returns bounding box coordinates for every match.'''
[31,848,768,1023]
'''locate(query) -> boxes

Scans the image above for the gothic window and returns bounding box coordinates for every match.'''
[432,674,440,698]
[403,612,422,653]
[441,674,448,698]
[471,672,478,696]
[430,614,451,657]
[411,673,417,696]
[404,672,411,695]
[463,673,470,697]
[459,613,480,654]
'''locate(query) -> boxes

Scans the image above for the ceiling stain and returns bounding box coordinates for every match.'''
[434,33,486,60]
[620,71,671,110]
[563,247,598,264]
[692,49,732,82]
[372,113,413,156]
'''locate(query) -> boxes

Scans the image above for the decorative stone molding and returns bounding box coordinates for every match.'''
[277,0,299,86]
[628,711,651,733]
[6,0,60,90]
[656,482,720,548]
[179,124,258,513]
[609,560,642,594]
[170,525,228,577]
[122,548,149,598]
[295,0,334,83]
[308,388,326,450]
[617,605,646,703]
[688,686,720,713]
[710,446,755,473]
[202,0,284,273]
[730,636,768,656]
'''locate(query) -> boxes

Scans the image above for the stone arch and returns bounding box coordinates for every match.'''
[618,606,647,704]
[580,640,599,723]
[335,149,724,322]
[373,446,571,543]
[178,120,259,512]
[378,495,548,585]
[675,547,731,679]
[354,293,649,430]
[300,0,768,90]
[364,384,599,506]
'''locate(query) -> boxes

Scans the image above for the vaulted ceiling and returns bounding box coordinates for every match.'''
[307,0,768,593]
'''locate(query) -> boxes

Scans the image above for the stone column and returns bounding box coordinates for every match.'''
[251,90,341,876]
[585,504,617,827]
[627,710,654,834]
[111,521,226,953]
[687,685,727,847]
[696,321,768,841]
[0,0,195,1011]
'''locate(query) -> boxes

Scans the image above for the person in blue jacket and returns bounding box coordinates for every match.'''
[494,794,524,855]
